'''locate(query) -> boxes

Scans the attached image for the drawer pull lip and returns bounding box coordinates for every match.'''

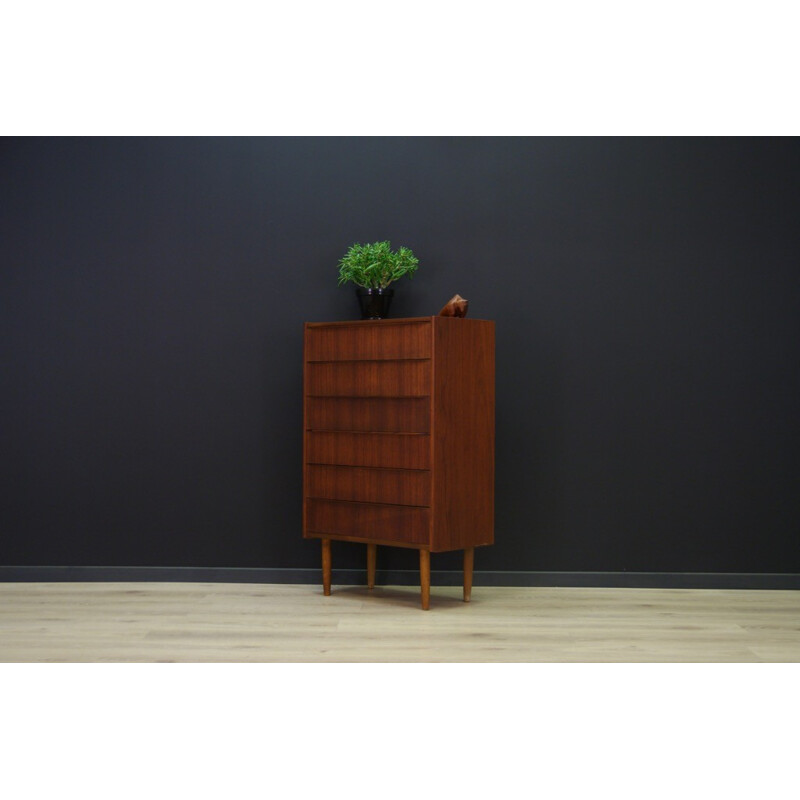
[306,428,430,436]
[306,394,431,399]
[305,357,431,364]
[306,496,430,510]
[304,532,426,550]
[306,461,430,472]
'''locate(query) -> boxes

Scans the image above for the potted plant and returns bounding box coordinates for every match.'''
[337,240,419,319]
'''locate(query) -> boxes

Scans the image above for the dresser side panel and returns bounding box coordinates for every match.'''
[302,324,310,538]
[431,318,495,551]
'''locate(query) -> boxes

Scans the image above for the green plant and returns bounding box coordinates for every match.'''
[337,241,419,289]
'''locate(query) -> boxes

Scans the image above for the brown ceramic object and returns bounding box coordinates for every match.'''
[439,294,469,317]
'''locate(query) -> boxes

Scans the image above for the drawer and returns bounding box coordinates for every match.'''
[306,397,430,433]
[306,431,430,470]
[306,360,430,397]
[306,464,431,506]
[305,320,431,361]
[306,498,430,545]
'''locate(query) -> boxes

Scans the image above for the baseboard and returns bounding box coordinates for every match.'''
[0,566,798,589]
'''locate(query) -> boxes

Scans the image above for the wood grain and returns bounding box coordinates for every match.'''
[431,317,495,552]
[463,547,474,603]
[302,317,495,606]
[305,320,431,361]
[306,360,430,397]
[304,533,427,549]
[367,544,376,590]
[321,540,331,596]
[2,583,798,661]
[306,499,430,545]
[306,431,430,470]
[307,396,430,433]
[307,464,431,506]
[420,550,431,611]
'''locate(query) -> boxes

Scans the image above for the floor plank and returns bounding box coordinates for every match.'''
[0,583,798,662]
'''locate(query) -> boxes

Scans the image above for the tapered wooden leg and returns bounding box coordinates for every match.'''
[367,543,377,590]
[463,547,474,603]
[420,549,430,610]
[321,539,331,596]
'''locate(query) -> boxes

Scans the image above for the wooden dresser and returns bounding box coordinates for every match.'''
[302,316,495,609]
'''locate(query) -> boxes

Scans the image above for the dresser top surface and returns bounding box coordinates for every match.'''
[305,316,493,329]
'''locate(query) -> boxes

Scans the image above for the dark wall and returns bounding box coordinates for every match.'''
[2,137,799,574]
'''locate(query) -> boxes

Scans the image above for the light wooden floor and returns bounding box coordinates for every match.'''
[0,582,798,662]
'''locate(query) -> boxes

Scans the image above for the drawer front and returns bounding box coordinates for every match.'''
[306,321,431,361]
[306,498,430,545]
[306,360,430,397]
[306,464,431,507]
[306,396,430,433]
[306,431,430,470]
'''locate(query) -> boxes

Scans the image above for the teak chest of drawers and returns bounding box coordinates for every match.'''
[303,316,495,609]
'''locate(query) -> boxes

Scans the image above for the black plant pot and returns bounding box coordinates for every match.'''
[356,288,394,320]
